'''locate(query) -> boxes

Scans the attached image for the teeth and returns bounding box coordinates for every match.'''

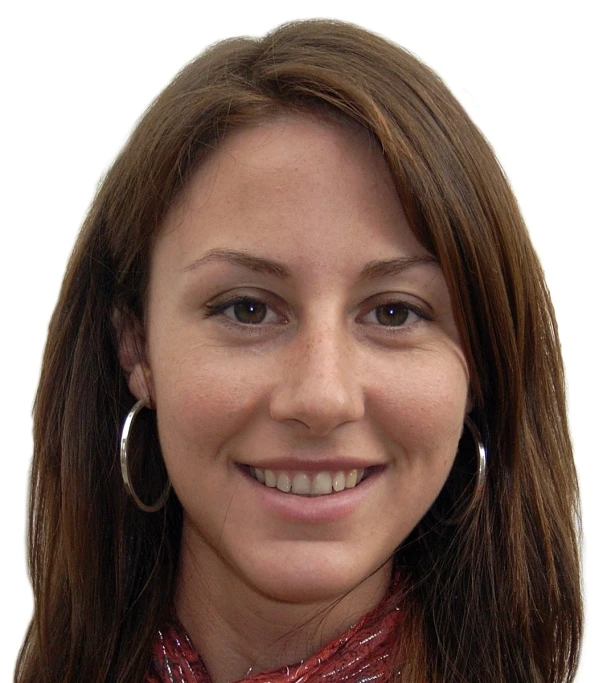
[333,471,346,492]
[346,470,358,488]
[291,473,311,494]
[313,472,333,495]
[276,473,292,493]
[250,467,368,496]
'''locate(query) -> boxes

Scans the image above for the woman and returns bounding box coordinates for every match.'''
[15,19,582,683]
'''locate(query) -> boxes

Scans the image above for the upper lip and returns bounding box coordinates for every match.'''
[237,458,384,471]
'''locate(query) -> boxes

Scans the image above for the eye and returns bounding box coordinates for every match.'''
[205,296,283,325]
[362,302,423,327]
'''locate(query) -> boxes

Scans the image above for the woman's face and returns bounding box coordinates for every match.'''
[126,115,470,604]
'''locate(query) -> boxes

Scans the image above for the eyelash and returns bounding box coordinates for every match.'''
[204,295,431,332]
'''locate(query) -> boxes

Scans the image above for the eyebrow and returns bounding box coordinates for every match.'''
[183,248,439,281]
[184,249,292,279]
[359,254,439,280]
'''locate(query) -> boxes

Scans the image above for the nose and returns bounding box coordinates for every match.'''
[269,322,365,436]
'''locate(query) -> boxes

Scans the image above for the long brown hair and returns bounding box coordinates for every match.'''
[16,19,582,683]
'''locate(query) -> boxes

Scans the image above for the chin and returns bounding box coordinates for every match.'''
[232,542,392,606]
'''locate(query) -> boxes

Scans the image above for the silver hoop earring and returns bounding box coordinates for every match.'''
[464,415,487,508]
[430,416,488,526]
[120,397,171,513]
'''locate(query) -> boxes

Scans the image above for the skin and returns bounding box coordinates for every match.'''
[121,115,470,681]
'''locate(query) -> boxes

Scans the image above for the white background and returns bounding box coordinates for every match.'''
[1,1,597,680]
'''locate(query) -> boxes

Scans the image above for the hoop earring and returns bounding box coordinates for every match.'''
[464,415,487,509]
[120,397,171,513]
[429,416,487,525]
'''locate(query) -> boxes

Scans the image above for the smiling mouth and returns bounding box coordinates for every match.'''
[240,465,379,496]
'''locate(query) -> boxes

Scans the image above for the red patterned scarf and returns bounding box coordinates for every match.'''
[147,596,402,682]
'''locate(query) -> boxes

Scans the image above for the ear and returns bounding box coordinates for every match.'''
[113,309,154,403]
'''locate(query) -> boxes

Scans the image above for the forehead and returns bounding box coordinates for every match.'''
[155,114,428,273]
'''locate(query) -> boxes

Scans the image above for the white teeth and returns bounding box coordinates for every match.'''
[276,472,292,493]
[345,469,358,488]
[291,473,311,494]
[312,472,333,495]
[250,467,368,496]
[332,471,346,492]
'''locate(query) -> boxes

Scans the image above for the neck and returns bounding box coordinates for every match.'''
[174,527,393,683]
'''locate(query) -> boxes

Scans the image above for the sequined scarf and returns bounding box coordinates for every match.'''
[147,599,402,682]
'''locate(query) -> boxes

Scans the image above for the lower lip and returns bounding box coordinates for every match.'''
[236,465,385,523]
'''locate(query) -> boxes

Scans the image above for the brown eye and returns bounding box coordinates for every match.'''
[375,303,410,326]
[230,299,268,324]
[205,295,284,327]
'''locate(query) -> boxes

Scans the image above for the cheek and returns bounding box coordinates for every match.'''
[369,352,469,486]
[150,345,263,464]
